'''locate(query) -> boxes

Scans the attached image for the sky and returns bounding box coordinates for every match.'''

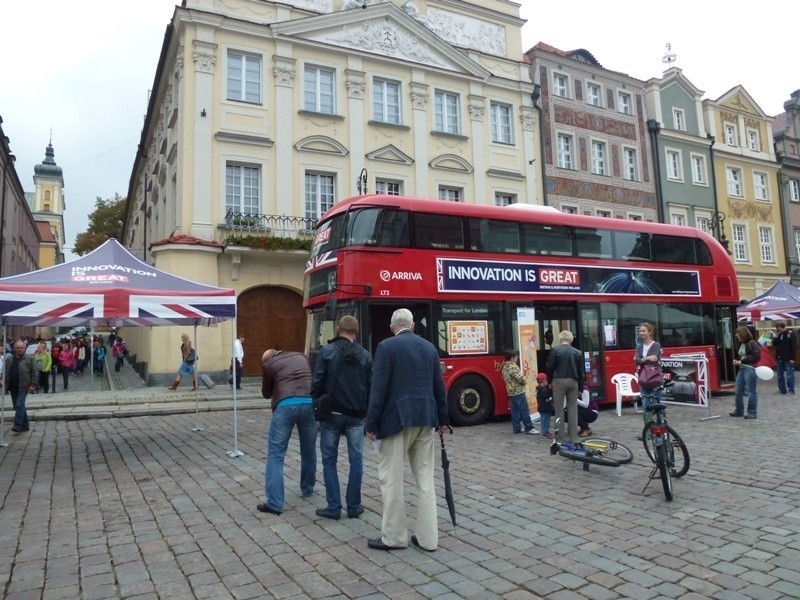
[2,1,796,261]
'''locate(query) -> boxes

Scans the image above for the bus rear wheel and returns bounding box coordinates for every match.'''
[448,375,493,426]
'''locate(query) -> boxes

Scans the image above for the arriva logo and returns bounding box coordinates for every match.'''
[380,270,423,282]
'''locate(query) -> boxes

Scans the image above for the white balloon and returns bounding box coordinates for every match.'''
[755,366,774,381]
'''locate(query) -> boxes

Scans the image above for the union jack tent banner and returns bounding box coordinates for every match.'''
[0,238,236,327]
[737,280,800,322]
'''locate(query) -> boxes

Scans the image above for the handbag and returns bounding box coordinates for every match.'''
[186,348,197,364]
[638,362,663,389]
[312,392,332,421]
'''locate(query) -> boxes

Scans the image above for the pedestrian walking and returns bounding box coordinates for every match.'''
[773,321,796,395]
[3,340,39,432]
[168,334,197,391]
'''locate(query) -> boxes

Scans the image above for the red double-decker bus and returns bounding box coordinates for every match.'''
[304,194,739,426]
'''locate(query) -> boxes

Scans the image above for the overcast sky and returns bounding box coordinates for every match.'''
[2,1,796,261]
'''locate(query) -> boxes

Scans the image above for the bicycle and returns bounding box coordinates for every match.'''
[550,437,634,471]
[640,402,690,501]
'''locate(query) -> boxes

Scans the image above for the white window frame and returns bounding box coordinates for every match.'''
[724,123,737,146]
[670,212,686,226]
[226,163,261,215]
[790,179,800,202]
[494,193,516,206]
[754,171,769,201]
[672,108,685,131]
[690,153,707,185]
[561,205,578,214]
[618,91,632,115]
[746,128,761,152]
[490,101,513,144]
[628,213,643,221]
[596,209,611,218]
[695,212,712,234]
[304,65,335,114]
[557,133,573,169]
[227,51,262,104]
[758,225,776,264]
[665,149,682,181]
[731,223,749,263]
[438,187,462,202]
[434,90,460,134]
[553,73,568,98]
[623,147,637,181]
[375,180,401,196]
[726,166,743,197]
[591,140,607,176]
[794,228,800,261]
[305,172,335,223]
[587,82,601,107]
[373,78,401,124]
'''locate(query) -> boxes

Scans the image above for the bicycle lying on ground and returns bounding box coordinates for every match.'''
[550,437,634,470]
[640,402,690,501]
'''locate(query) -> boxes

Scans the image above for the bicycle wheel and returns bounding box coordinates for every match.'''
[642,425,690,477]
[558,439,629,467]
[583,438,634,464]
[656,443,673,501]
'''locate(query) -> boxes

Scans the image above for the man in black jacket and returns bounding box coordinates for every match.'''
[774,322,796,395]
[311,315,373,520]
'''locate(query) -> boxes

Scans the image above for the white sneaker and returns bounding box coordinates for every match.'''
[525,428,539,435]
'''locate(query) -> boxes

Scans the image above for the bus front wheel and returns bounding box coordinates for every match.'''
[448,375,493,427]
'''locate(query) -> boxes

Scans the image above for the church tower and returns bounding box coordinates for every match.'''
[31,140,66,265]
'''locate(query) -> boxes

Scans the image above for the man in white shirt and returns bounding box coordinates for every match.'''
[231,334,245,389]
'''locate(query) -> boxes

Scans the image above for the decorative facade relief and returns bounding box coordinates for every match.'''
[520,106,535,131]
[192,41,217,73]
[426,8,506,57]
[174,51,184,81]
[290,0,332,12]
[273,56,297,87]
[410,82,429,110]
[315,19,449,69]
[468,95,485,121]
[345,69,366,99]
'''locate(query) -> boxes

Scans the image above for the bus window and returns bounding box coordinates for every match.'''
[616,231,652,262]
[348,208,409,247]
[310,214,345,258]
[414,214,464,250]
[521,223,572,256]
[652,234,699,264]
[575,228,612,258]
[618,302,658,349]
[658,303,713,346]
[467,218,520,253]
[436,302,500,356]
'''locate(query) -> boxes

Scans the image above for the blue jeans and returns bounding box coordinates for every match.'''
[10,389,29,429]
[509,392,533,433]
[539,411,552,435]
[319,413,365,513]
[776,359,795,394]
[265,401,317,512]
[735,366,758,416]
[639,385,663,411]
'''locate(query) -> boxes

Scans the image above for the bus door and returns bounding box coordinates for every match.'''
[367,303,433,355]
[521,304,577,376]
[715,306,736,384]
[578,305,605,402]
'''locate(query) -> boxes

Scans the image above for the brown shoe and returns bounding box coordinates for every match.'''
[578,429,592,437]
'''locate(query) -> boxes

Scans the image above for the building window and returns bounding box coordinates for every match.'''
[490,102,513,144]
[732,224,748,262]
[562,205,577,214]
[691,154,706,184]
[495,193,516,206]
[628,213,643,221]
[375,180,401,195]
[227,52,261,104]
[724,123,737,146]
[795,229,800,260]
[747,129,760,151]
[666,149,681,180]
[670,213,686,226]
[696,215,711,234]
[754,172,769,201]
[305,173,335,222]
[587,83,601,106]
[759,226,775,264]
[672,108,685,131]
[304,66,335,114]
[557,134,573,169]
[623,147,637,181]
[434,90,460,134]
[226,164,260,215]
[790,179,800,202]
[726,167,743,197]
[591,141,606,175]
[438,187,462,202]
[618,91,632,115]
[596,210,611,218]
[373,78,400,124]
[553,73,568,98]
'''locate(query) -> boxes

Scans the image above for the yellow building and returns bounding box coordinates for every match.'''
[123,0,539,383]
[28,142,67,266]
[703,86,784,302]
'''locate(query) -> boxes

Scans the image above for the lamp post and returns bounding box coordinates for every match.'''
[356,168,368,195]
[707,210,730,254]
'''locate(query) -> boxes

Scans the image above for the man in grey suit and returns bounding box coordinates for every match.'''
[365,308,450,552]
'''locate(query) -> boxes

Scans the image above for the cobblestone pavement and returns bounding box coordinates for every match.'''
[1,384,799,599]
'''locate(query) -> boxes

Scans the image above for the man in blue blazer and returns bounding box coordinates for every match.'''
[365,308,450,552]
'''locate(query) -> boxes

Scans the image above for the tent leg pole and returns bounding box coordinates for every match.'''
[192,323,204,432]
[227,319,243,458]
[1,324,7,448]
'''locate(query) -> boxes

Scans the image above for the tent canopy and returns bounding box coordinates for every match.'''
[737,280,800,322]
[0,238,236,327]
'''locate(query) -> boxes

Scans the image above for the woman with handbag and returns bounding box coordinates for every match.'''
[731,325,760,419]
[635,322,662,438]
[168,333,197,391]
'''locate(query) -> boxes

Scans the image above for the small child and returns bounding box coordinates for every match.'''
[536,373,555,439]
[501,349,537,434]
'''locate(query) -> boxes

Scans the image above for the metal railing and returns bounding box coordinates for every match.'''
[222,210,316,238]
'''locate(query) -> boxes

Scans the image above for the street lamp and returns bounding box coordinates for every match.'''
[356,168,368,195]
[707,211,730,254]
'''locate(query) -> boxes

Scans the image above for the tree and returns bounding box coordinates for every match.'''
[73,194,127,255]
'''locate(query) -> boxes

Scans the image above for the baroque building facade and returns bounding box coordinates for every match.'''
[123,0,537,382]
[773,90,800,287]
[27,142,67,267]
